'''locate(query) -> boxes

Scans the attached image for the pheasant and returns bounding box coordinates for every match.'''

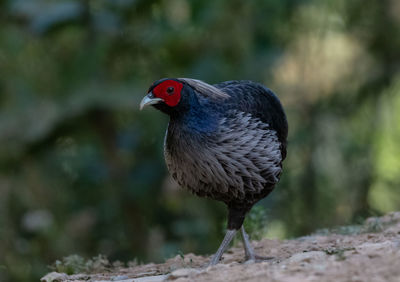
[140,78,288,265]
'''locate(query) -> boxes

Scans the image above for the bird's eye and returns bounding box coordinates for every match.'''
[167,87,174,94]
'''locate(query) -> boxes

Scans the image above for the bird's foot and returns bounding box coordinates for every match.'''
[207,229,237,267]
[241,226,274,264]
[248,254,274,262]
[244,252,274,264]
[244,258,256,265]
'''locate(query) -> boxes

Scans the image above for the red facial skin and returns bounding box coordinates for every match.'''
[151,80,183,107]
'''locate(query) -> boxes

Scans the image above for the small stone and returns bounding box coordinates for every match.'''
[168,268,200,279]
[40,272,68,282]
[111,275,129,281]
[134,274,170,282]
[286,251,328,264]
[356,241,396,256]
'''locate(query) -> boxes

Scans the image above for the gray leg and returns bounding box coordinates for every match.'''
[241,225,274,262]
[240,225,256,261]
[208,229,237,266]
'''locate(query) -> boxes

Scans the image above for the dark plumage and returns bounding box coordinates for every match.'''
[140,78,288,265]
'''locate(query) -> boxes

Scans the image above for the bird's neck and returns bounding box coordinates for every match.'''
[170,103,219,135]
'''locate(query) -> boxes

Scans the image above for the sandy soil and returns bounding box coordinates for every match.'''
[41,212,400,282]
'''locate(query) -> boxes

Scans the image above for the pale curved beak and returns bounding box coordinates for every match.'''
[140,92,163,110]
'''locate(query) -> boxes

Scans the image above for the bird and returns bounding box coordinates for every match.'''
[140,78,288,265]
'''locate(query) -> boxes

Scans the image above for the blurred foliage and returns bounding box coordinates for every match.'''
[50,254,118,275]
[243,206,269,241]
[0,0,399,281]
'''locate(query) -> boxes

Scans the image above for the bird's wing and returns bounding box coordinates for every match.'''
[214,80,288,160]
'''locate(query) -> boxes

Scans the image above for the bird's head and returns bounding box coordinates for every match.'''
[140,78,230,115]
[140,78,185,114]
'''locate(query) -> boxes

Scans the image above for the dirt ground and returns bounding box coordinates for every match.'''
[42,212,400,282]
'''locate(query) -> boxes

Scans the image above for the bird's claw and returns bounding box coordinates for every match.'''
[245,254,274,263]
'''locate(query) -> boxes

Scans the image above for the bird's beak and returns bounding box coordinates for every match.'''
[140,92,163,110]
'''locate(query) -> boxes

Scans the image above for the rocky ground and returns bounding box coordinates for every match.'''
[42,212,400,282]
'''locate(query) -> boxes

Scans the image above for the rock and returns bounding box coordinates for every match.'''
[356,241,398,257]
[286,251,328,264]
[40,272,68,282]
[111,275,130,281]
[133,274,170,282]
[168,268,200,280]
[94,275,169,282]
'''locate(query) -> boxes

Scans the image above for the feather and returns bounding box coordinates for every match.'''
[178,78,230,100]
[214,80,288,160]
[164,110,282,207]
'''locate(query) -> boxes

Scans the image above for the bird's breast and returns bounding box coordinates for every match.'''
[164,111,283,203]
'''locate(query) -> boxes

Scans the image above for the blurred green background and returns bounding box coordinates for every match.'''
[1,0,400,281]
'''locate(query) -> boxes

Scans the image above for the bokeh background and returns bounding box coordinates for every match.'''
[1,0,400,281]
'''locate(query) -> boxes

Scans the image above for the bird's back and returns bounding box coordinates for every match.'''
[214,80,288,159]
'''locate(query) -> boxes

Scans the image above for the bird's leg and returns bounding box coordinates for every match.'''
[208,229,237,266]
[240,225,256,261]
[240,225,274,262]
